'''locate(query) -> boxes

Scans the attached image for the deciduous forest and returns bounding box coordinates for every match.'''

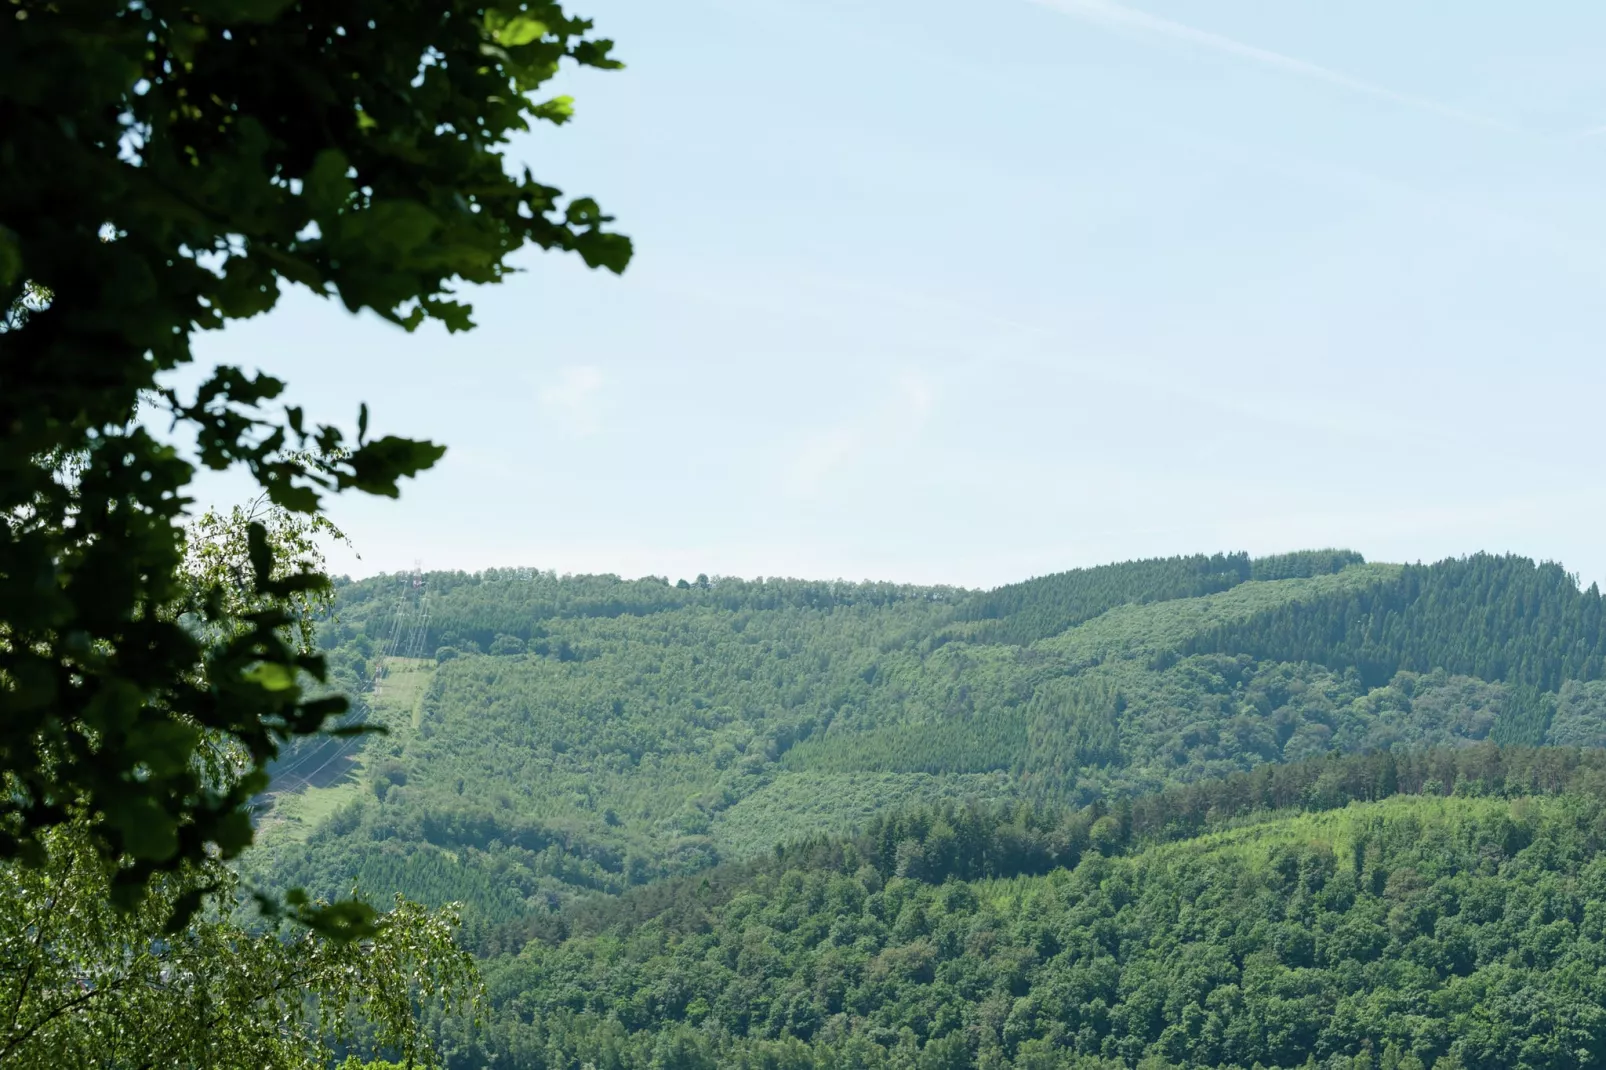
[236,550,1606,1067]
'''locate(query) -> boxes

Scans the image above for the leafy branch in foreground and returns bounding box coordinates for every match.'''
[0,0,631,908]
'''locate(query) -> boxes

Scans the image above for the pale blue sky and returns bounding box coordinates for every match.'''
[189,0,1606,589]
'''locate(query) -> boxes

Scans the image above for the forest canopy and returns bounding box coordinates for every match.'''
[229,548,1606,1066]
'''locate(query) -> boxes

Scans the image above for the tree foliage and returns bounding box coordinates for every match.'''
[235,555,1606,1066]
[442,754,1606,1069]
[954,553,1258,646]
[181,467,354,657]
[1186,553,1606,690]
[0,822,479,1068]
[0,0,630,901]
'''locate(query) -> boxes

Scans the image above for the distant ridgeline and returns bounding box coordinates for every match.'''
[1183,553,1606,694]
[953,549,1365,645]
[317,571,966,660]
[251,549,1606,945]
[319,550,1606,700]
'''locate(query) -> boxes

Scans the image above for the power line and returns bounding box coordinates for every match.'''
[261,564,430,806]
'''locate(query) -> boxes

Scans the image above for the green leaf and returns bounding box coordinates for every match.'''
[572,230,634,274]
[245,662,298,691]
[214,254,280,318]
[246,521,273,589]
[301,898,381,941]
[128,721,203,777]
[489,12,549,47]
[327,722,387,738]
[163,883,218,933]
[110,800,180,861]
[293,697,352,732]
[304,149,355,220]
[342,199,440,257]
[212,808,257,856]
[82,679,145,734]
[341,436,448,496]
[530,95,576,125]
[263,479,320,513]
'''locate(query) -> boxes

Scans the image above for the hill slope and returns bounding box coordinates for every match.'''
[249,551,1606,929]
[437,746,1606,1069]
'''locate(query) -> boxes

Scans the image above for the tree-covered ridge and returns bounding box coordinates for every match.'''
[548,746,1606,943]
[241,554,1606,1069]
[255,597,978,919]
[1186,553,1606,692]
[1029,565,1399,668]
[253,553,1606,934]
[953,553,1252,646]
[951,551,1365,647]
[323,570,965,660]
[1250,550,1368,582]
[321,548,1366,668]
[442,749,1606,1069]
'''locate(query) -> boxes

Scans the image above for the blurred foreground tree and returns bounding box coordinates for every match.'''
[0,0,630,912]
[0,822,479,1068]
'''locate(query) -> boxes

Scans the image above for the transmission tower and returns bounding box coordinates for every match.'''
[402,565,431,660]
[370,562,425,686]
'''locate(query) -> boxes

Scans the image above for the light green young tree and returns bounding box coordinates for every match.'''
[179,456,355,658]
[0,823,479,1068]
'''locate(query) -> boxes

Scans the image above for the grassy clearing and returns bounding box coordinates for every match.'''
[256,659,436,844]
[371,657,435,734]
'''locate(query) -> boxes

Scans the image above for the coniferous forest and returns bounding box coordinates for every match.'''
[236,550,1606,1068]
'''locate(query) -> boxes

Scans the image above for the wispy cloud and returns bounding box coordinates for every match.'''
[788,428,866,495]
[538,365,605,436]
[1028,0,1519,134]
[893,372,936,430]
[784,372,941,496]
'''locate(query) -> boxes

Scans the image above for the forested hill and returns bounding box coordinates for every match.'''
[1184,553,1606,693]
[439,745,1606,1069]
[318,570,966,657]
[248,549,1606,943]
[950,550,1364,646]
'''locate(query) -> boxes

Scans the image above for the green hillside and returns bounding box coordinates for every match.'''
[235,550,1606,1069]
[248,551,1606,932]
[436,746,1606,1069]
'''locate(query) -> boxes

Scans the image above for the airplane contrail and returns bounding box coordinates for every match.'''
[1029,0,1521,135]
